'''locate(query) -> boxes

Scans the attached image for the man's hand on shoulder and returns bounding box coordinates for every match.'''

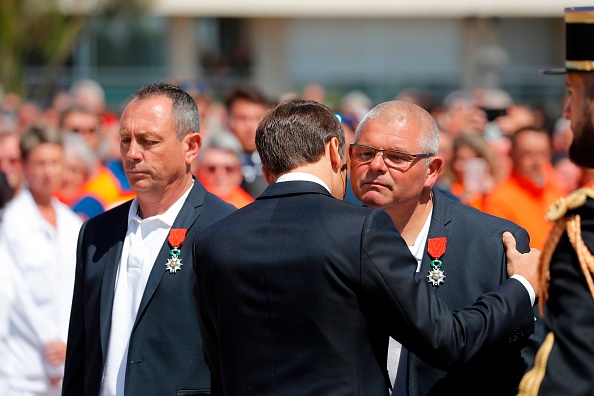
[503,231,541,296]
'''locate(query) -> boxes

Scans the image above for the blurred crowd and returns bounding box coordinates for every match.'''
[0,77,580,394]
[0,79,582,251]
[0,81,581,235]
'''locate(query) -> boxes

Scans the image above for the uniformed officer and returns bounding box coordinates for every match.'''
[518,6,594,395]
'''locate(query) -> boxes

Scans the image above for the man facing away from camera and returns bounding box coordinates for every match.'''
[193,98,540,395]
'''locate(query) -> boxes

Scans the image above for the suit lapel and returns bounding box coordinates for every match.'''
[408,190,453,393]
[100,203,131,359]
[132,182,206,331]
[422,190,452,273]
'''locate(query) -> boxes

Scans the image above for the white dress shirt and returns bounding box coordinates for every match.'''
[0,189,82,395]
[101,184,192,396]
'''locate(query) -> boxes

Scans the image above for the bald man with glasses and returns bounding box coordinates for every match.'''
[350,100,541,396]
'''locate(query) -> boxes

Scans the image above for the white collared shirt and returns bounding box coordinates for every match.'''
[276,172,331,193]
[101,183,193,396]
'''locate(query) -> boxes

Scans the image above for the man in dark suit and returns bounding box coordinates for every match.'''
[62,83,235,396]
[349,100,540,395]
[519,7,594,395]
[193,99,539,395]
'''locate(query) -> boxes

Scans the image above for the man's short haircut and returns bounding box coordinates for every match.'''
[20,124,63,161]
[256,99,345,176]
[511,126,548,150]
[133,82,200,139]
[224,84,269,112]
[356,100,439,158]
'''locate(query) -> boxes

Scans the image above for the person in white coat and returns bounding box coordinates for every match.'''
[0,124,82,396]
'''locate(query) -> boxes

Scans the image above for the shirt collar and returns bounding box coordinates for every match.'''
[276,172,331,193]
[409,206,433,265]
[127,181,194,227]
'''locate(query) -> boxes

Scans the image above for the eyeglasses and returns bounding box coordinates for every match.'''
[350,143,432,170]
[205,165,237,174]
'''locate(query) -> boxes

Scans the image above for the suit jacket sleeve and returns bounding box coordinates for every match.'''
[62,221,88,395]
[360,209,535,371]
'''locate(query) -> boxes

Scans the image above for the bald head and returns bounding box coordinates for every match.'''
[356,100,439,156]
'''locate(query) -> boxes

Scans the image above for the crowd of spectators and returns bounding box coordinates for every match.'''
[0,77,578,393]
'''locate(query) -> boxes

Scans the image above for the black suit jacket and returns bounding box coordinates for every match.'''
[193,181,535,395]
[63,181,235,396]
[404,189,539,395]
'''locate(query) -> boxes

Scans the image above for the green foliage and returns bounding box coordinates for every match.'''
[0,0,150,96]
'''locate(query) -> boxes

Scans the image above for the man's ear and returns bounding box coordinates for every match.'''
[329,137,343,173]
[185,132,202,165]
[262,166,277,185]
[424,155,444,189]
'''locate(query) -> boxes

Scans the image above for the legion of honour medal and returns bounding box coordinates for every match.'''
[166,228,187,274]
[426,237,447,286]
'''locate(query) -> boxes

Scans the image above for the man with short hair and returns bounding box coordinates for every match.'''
[518,6,594,395]
[350,100,538,395]
[62,82,235,396]
[194,99,538,395]
[483,127,565,249]
[224,84,270,198]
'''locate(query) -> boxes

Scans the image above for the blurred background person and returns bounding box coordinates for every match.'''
[449,134,497,210]
[433,130,460,200]
[301,82,326,104]
[69,78,118,127]
[225,83,270,198]
[483,126,565,249]
[193,131,253,208]
[0,124,82,395]
[58,106,134,215]
[57,132,116,220]
[180,80,226,140]
[59,105,101,154]
[553,154,582,194]
[437,90,488,137]
[0,131,24,200]
[550,117,574,162]
[0,173,10,214]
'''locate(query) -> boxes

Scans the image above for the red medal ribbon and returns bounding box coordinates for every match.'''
[168,228,187,248]
[427,237,447,259]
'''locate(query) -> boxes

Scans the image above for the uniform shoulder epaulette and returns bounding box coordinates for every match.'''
[547,186,594,222]
[539,186,594,312]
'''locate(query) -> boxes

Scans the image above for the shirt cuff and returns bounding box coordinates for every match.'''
[511,274,536,306]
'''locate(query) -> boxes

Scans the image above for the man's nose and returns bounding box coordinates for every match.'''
[368,152,387,172]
